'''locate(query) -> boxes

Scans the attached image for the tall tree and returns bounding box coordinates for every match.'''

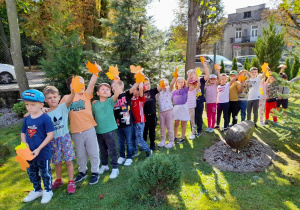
[6,0,29,95]
[291,57,300,79]
[231,57,238,70]
[285,58,292,80]
[253,15,285,72]
[243,57,250,71]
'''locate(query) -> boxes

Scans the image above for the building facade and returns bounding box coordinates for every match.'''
[222,4,269,59]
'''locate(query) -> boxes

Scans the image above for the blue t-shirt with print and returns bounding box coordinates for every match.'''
[21,113,55,161]
[47,103,69,138]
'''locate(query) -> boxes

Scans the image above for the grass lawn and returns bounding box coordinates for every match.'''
[0,102,299,210]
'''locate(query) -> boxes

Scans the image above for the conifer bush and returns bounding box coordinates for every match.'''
[220,60,225,73]
[12,102,27,117]
[231,57,238,70]
[129,153,181,204]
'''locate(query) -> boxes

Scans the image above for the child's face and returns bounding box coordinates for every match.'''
[144,80,151,91]
[209,78,217,84]
[111,82,124,93]
[229,74,235,81]
[269,76,275,83]
[25,101,44,115]
[250,69,258,78]
[133,88,139,97]
[44,93,60,108]
[220,75,228,85]
[190,72,197,81]
[189,84,195,90]
[97,85,111,98]
[176,79,185,89]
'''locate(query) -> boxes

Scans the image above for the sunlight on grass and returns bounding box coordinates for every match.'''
[285,201,299,210]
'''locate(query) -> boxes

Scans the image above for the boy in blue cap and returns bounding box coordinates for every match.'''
[20,89,55,204]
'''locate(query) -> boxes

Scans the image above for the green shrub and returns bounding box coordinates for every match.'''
[231,56,238,70]
[12,102,27,117]
[220,60,225,73]
[129,153,182,204]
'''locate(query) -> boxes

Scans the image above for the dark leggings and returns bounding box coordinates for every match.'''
[216,102,229,128]
[228,101,239,125]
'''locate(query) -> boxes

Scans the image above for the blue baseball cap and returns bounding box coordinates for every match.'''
[20,89,45,103]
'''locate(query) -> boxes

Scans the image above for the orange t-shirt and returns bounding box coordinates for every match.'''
[60,91,97,133]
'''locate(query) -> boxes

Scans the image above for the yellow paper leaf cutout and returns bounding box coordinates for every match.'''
[159,80,165,88]
[130,65,143,73]
[70,76,85,93]
[214,64,221,70]
[15,142,27,151]
[106,65,120,80]
[134,72,145,83]
[196,68,203,77]
[85,61,99,77]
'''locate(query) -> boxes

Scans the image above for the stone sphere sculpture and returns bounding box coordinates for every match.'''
[225,120,255,149]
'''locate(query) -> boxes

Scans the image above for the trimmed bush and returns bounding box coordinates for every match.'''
[231,57,238,70]
[129,153,181,204]
[220,60,225,73]
[12,102,27,117]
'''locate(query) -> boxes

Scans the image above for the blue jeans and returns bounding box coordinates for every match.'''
[117,126,133,159]
[132,123,150,154]
[238,100,248,121]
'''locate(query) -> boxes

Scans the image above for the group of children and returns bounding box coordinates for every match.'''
[20,61,289,204]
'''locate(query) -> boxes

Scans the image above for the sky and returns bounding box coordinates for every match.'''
[147,0,278,30]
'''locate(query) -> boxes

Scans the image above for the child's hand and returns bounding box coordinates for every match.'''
[95,61,102,72]
[42,107,49,113]
[203,61,207,67]
[114,75,120,81]
[31,148,41,158]
[92,100,98,104]
[23,112,30,118]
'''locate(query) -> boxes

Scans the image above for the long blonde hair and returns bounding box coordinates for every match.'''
[174,77,186,90]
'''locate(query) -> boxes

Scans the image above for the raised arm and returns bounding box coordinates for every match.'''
[169,77,176,91]
[216,69,221,85]
[112,79,121,102]
[229,72,241,86]
[195,77,200,91]
[129,82,139,94]
[203,62,210,81]
[86,62,102,96]
[186,71,192,88]
[65,89,76,108]
[259,67,267,79]
[138,82,143,97]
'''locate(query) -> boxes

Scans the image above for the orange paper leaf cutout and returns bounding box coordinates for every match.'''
[238,75,246,82]
[172,67,179,78]
[70,76,85,93]
[130,65,143,74]
[85,61,99,77]
[106,65,120,80]
[16,148,34,161]
[134,72,145,83]
[200,57,206,64]
[261,63,269,73]
[15,155,29,171]
[159,80,165,88]
[214,64,221,70]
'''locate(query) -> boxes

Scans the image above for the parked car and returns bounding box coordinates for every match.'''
[0,63,17,84]
[195,55,243,73]
[236,55,256,65]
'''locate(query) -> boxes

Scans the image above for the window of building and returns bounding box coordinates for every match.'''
[244,11,251,18]
[251,25,258,37]
[235,28,242,38]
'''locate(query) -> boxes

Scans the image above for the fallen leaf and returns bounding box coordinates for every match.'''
[172,67,179,78]
[134,72,145,83]
[98,194,104,201]
[70,76,85,93]
[85,61,99,77]
[200,56,206,64]
[23,191,31,193]
[130,65,143,73]
[15,142,27,150]
[214,64,221,70]
[15,155,29,171]
[159,80,165,88]
[196,68,203,77]
[106,65,120,80]
[16,148,34,161]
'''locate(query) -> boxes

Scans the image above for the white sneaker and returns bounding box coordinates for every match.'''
[260,122,265,126]
[98,165,109,174]
[209,128,214,133]
[205,128,210,132]
[109,169,119,179]
[124,159,133,166]
[117,157,125,164]
[41,190,53,204]
[189,134,195,140]
[23,189,43,202]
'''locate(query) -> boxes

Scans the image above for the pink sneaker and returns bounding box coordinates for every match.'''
[158,141,166,147]
[51,179,63,190]
[165,142,175,149]
[67,181,76,194]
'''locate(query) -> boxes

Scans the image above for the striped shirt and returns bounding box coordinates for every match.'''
[186,88,197,108]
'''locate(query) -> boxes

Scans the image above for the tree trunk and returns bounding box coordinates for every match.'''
[6,0,29,95]
[0,16,13,65]
[185,0,200,78]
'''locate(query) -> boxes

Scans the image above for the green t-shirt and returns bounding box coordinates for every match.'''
[92,97,118,134]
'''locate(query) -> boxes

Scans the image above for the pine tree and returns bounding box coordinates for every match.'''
[291,57,300,79]
[284,58,292,80]
[231,56,238,70]
[250,56,261,71]
[253,15,285,72]
[220,59,225,73]
[243,57,250,71]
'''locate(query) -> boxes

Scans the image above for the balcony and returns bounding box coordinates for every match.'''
[230,36,258,44]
